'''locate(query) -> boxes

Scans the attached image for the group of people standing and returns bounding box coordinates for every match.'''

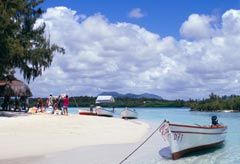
[37,94,69,115]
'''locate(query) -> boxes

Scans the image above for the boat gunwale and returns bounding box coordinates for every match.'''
[171,130,227,135]
[121,108,138,114]
[96,107,114,113]
[169,123,227,129]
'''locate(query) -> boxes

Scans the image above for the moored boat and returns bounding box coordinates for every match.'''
[79,108,97,116]
[95,106,113,117]
[159,119,227,160]
[120,108,138,119]
[95,96,115,117]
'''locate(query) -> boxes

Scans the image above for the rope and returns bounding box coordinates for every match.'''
[65,89,79,107]
[119,120,166,164]
[72,96,79,107]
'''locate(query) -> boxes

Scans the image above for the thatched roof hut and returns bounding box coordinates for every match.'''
[0,79,32,97]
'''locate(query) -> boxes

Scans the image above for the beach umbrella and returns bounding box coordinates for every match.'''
[0,79,32,97]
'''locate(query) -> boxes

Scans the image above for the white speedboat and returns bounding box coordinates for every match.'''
[159,120,227,160]
[95,106,113,117]
[120,108,138,119]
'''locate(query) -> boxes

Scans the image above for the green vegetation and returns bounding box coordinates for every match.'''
[26,97,185,108]
[186,93,240,112]
[0,0,64,82]
[2,93,240,112]
[65,93,240,111]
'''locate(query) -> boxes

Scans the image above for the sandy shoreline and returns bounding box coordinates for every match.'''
[0,114,149,161]
[1,143,138,164]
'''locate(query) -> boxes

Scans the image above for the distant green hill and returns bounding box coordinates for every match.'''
[98,92,163,100]
[25,96,183,108]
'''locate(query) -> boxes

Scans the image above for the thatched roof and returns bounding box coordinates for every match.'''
[0,79,32,97]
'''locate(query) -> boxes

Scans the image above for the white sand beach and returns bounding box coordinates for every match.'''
[0,114,149,161]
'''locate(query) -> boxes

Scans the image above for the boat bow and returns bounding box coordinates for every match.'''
[159,120,227,160]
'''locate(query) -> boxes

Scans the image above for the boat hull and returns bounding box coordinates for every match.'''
[120,109,138,119]
[95,107,113,117]
[79,109,97,116]
[172,140,224,160]
[159,121,227,160]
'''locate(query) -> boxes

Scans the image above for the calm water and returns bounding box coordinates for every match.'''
[69,107,240,164]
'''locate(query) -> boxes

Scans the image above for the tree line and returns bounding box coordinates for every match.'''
[186,93,240,112]
[2,93,240,112]
[26,96,185,108]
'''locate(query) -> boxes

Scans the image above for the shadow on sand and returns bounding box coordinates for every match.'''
[0,111,28,117]
[159,144,225,160]
[159,147,172,159]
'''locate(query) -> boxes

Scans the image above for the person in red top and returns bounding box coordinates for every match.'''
[63,95,69,116]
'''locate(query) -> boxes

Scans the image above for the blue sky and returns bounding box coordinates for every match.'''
[25,1,240,99]
[43,0,240,38]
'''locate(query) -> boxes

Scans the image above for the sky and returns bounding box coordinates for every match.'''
[41,0,240,38]
[18,0,240,99]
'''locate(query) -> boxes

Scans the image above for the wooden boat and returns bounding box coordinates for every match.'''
[159,120,227,160]
[79,108,97,116]
[95,106,113,117]
[120,108,138,119]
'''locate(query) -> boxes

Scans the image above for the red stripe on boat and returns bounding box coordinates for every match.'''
[169,123,227,129]
[171,131,227,135]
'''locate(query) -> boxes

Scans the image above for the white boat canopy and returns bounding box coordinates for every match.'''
[96,96,115,104]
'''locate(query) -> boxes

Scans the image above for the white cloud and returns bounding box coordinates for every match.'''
[128,8,145,19]
[19,7,240,99]
[222,9,240,35]
[180,14,218,40]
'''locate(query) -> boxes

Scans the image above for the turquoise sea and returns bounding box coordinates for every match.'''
[69,107,240,164]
